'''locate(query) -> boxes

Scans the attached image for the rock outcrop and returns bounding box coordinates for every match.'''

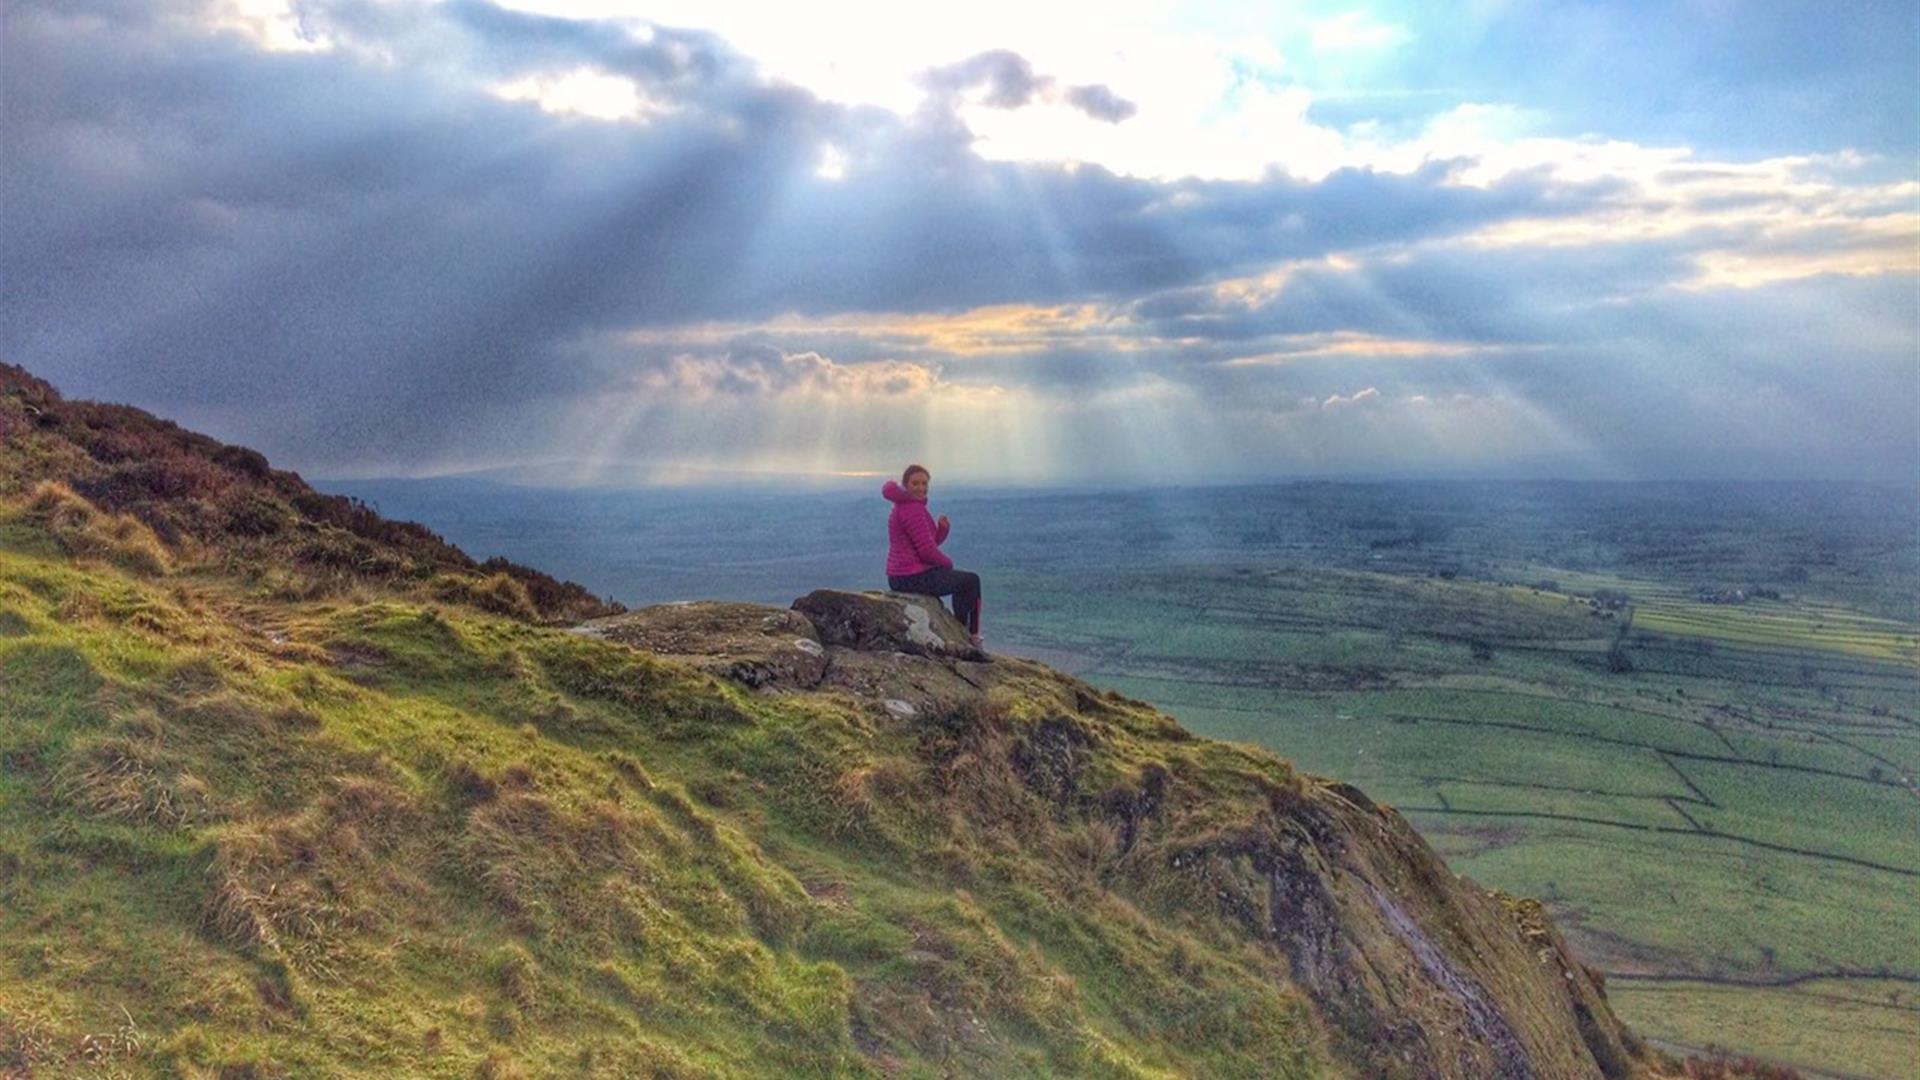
[1145,780,1637,1079]
[587,589,1649,1080]
[792,588,985,661]
[582,590,1002,720]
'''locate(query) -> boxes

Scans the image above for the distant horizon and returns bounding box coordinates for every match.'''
[321,465,1920,498]
[314,464,1920,618]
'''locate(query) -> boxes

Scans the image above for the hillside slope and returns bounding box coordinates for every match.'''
[0,364,620,625]
[0,368,1713,1077]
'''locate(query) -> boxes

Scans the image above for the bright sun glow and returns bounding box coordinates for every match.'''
[816,144,848,181]
[204,0,331,52]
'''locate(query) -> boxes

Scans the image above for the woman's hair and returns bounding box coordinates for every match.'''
[902,464,930,484]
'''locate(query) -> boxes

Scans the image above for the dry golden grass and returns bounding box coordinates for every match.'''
[427,571,540,622]
[61,733,217,828]
[25,480,172,576]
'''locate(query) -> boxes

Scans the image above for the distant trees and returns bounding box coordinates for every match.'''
[1603,601,1635,673]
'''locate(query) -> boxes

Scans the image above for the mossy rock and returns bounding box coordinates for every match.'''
[575,601,830,689]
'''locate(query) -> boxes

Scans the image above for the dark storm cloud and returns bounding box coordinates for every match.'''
[742,158,1603,320]
[2,0,835,455]
[305,0,748,91]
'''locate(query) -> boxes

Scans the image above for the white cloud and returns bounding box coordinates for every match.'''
[1321,386,1381,408]
[491,67,671,122]
[636,349,993,401]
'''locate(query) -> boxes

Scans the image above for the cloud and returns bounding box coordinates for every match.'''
[920,50,1136,131]
[491,67,674,122]
[1321,386,1381,409]
[0,0,1911,485]
[638,346,946,399]
[3,2,1593,392]
[1063,83,1136,123]
[922,49,1049,110]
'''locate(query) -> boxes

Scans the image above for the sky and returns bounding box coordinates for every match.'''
[3,0,1915,487]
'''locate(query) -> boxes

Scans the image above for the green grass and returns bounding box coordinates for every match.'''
[1607,977,1920,1080]
[1424,818,1918,975]
[0,513,1349,1078]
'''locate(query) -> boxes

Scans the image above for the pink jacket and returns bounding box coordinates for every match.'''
[883,480,952,576]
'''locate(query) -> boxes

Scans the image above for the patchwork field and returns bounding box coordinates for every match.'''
[991,564,1920,1078]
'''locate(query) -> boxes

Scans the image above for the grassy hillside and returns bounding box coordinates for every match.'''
[0,364,619,625]
[0,497,1331,1077]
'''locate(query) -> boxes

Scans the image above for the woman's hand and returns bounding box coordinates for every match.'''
[937,515,949,530]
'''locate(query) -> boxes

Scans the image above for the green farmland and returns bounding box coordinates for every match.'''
[993,563,1920,1078]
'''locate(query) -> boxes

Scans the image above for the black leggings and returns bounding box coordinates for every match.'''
[888,568,982,635]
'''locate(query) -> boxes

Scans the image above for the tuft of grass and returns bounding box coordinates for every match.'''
[22,481,171,576]
[59,729,219,829]
[488,943,542,1016]
[428,571,539,622]
[0,1001,61,1074]
[218,488,297,538]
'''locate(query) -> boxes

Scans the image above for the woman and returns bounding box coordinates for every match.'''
[882,464,983,649]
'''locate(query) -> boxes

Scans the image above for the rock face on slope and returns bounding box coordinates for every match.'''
[587,590,1645,1080]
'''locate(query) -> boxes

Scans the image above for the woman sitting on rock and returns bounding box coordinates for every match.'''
[882,464,983,649]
